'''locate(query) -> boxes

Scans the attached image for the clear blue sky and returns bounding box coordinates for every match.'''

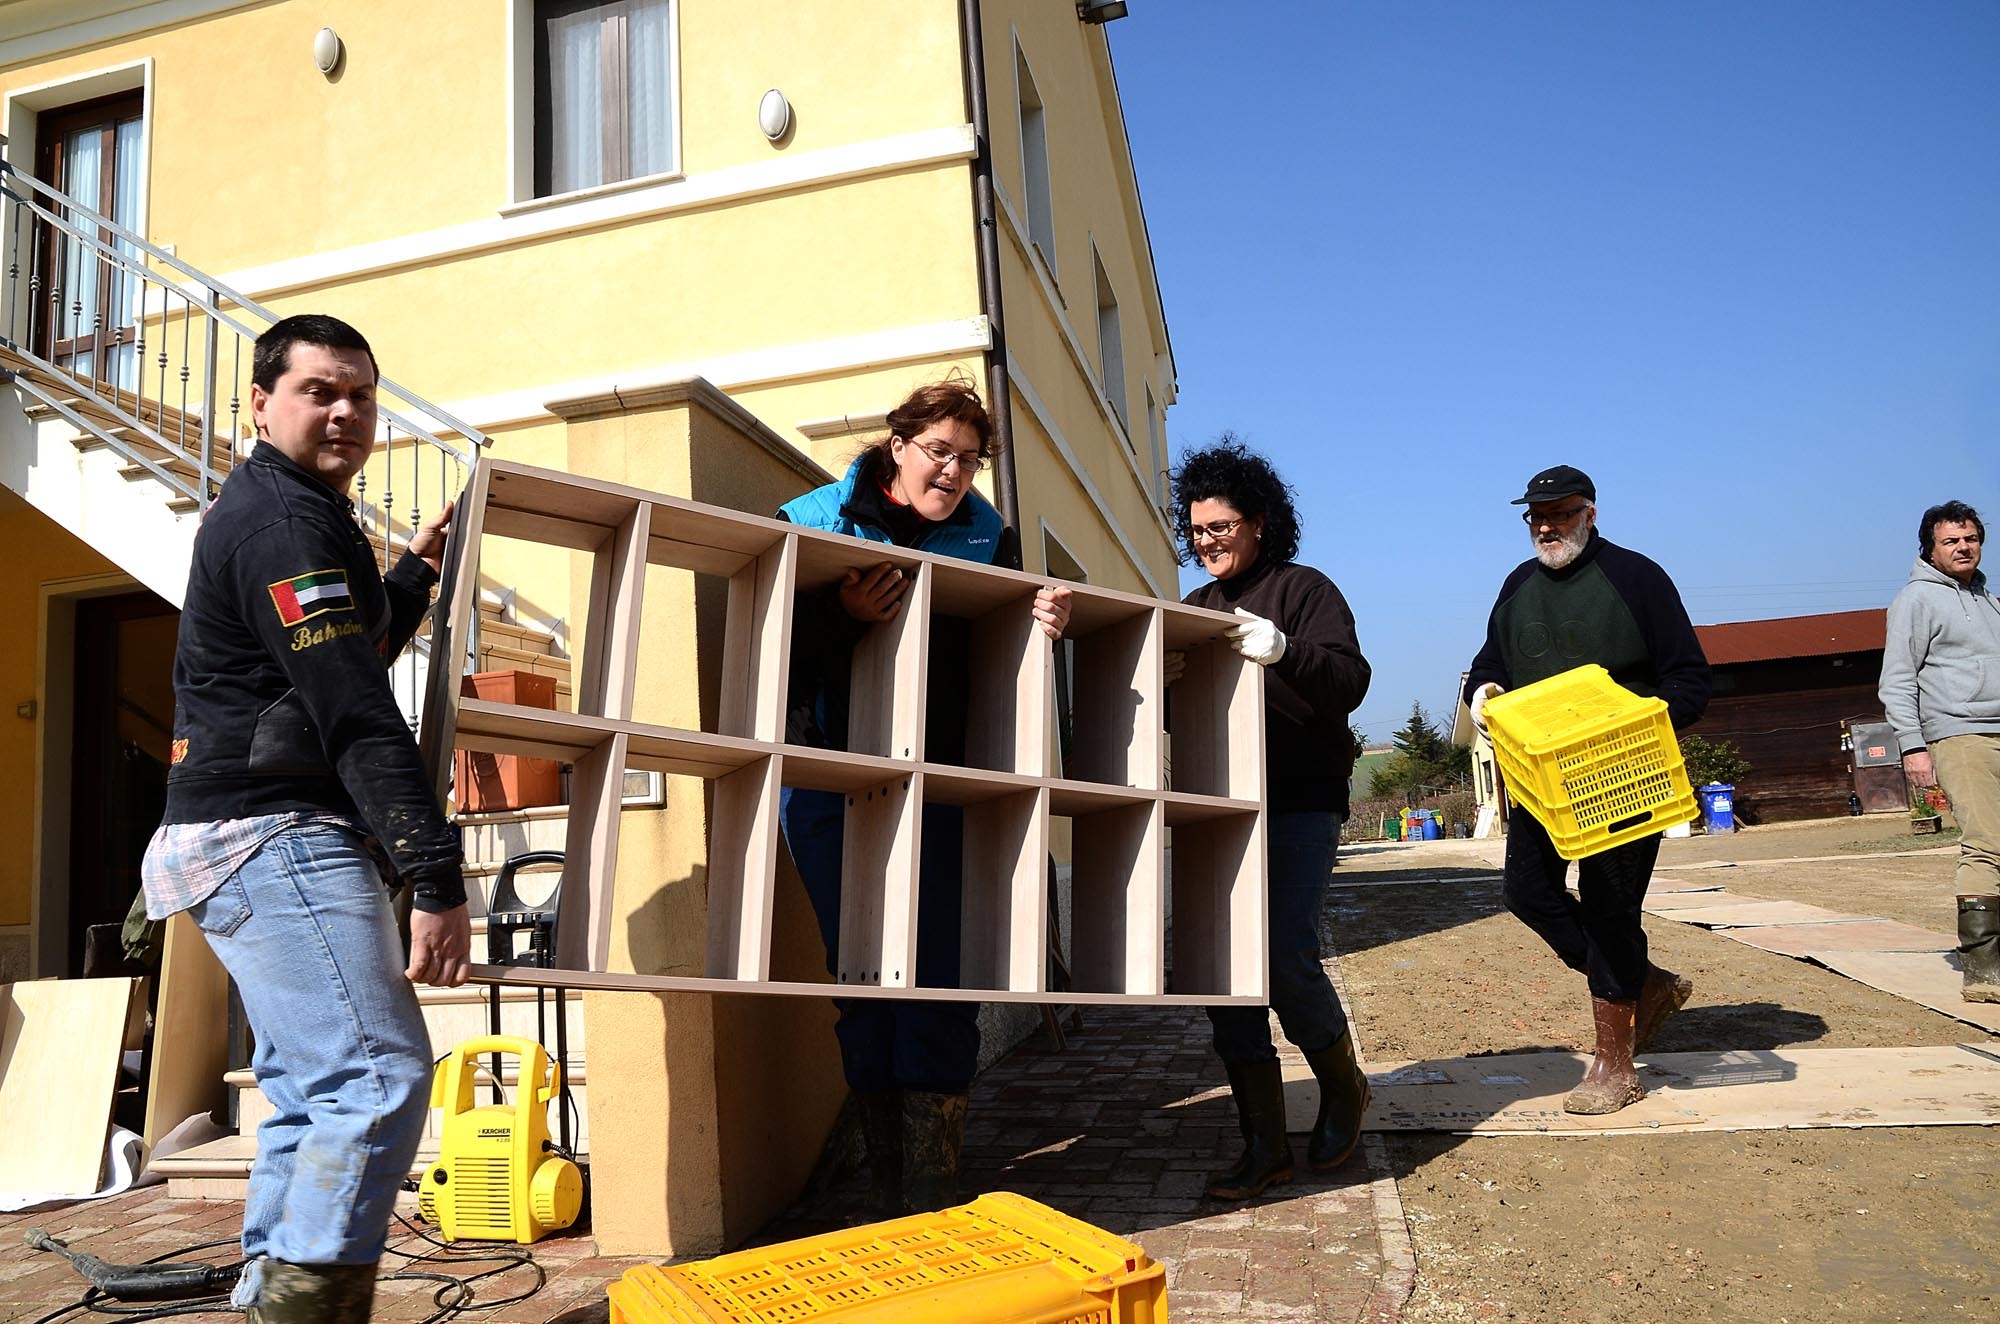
[1107,1,2000,743]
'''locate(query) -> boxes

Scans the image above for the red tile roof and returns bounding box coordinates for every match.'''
[1694,609,1886,666]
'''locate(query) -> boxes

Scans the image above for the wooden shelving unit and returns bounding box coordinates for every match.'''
[427,458,1268,1006]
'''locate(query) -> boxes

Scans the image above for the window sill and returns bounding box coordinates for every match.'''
[501,168,687,219]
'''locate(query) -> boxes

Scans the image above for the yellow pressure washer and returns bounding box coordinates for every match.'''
[417,1034,584,1245]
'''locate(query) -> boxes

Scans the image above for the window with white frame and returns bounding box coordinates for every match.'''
[534,0,676,197]
[1016,45,1056,272]
[1094,250,1127,436]
[33,92,145,390]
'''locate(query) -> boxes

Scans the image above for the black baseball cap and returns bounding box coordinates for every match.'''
[1511,464,1596,505]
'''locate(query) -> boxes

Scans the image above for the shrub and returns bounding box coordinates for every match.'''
[1680,734,1751,788]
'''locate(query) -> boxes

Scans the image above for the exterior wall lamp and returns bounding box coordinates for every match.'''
[758,88,792,141]
[312,26,342,75]
[1077,1,1130,22]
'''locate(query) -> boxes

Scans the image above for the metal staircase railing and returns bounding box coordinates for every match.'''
[0,151,486,556]
[0,149,493,724]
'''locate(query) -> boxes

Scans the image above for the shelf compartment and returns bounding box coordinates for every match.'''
[954,590,1054,777]
[844,562,930,761]
[1167,809,1266,1000]
[1165,638,1263,801]
[1065,605,1164,791]
[1063,799,1165,996]
[705,755,786,982]
[954,788,1050,993]
[554,732,630,972]
[717,533,797,742]
[835,772,923,988]
[645,492,793,579]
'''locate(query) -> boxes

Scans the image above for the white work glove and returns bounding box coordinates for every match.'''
[1226,608,1286,666]
[1162,649,1188,687]
[1469,682,1505,736]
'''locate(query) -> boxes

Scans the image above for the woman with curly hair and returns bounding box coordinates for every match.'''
[1170,436,1373,1200]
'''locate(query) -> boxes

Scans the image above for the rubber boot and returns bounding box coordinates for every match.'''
[1206,1059,1294,1200]
[1634,964,1694,1052]
[1958,896,2000,1004]
[1563,997,1645,1115]
[1301,1033,1371,1171]
[246,1260,377,1324]
[901,1091,969,1214]
[857,1091,903,1220]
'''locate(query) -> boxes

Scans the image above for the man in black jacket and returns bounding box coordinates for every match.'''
[1464,465,1710,1116]
[140,315,467,1323]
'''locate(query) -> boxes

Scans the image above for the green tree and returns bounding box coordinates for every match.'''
[1390,701,1449,764]
[1679,734,1751,788]
[1368,703,1473,801]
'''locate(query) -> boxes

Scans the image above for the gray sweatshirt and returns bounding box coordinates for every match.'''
[1879,557,2000,751]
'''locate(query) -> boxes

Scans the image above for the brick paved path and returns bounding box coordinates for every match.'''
[2,1006,1410,1323]
[756,1002,1412,1324]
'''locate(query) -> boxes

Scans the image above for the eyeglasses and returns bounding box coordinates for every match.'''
[1189,517,1246,541]
[1522,503,1590,528]
[908,438,986,474]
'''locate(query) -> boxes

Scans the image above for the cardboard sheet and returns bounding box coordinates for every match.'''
[1809,950,2000,1033]
[1648,877,1724,894]
[1643,889,1758,912]
[1726,920,1955,958]
[1658,900,1865,928]
[1283,1045,2000,1136]
[0,978,137,1197]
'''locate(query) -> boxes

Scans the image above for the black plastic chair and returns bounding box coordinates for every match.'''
[485,849,566,969]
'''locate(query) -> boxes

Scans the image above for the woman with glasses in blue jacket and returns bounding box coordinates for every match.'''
[777,377,1070,1217]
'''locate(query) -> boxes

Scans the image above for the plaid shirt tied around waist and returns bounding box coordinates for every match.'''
[141,813,389,920]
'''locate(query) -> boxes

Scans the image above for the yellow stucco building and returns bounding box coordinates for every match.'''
[0,0,1177,1253]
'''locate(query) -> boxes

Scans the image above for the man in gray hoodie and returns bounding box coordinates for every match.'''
[1879,500,2000,1003]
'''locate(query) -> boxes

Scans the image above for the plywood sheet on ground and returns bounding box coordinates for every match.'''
[1809,950,2000,1033]
[1282,1045,2000,1135]
[1726,920,1955,959]
[1642,890,1758,912]
[0,978,136,1195]
[1659,900,1863,928]
[1648,877,1724,894]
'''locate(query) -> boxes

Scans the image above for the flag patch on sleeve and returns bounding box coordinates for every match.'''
[269,569,353,626]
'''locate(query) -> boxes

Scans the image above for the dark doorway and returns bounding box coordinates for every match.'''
[66,589,178,976]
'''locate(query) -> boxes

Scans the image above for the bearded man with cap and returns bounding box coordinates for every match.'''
[1462,465,1711,1114]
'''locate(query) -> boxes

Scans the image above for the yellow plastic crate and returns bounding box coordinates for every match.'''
[1484,664,1699,860]
[606,1192,1167,1324]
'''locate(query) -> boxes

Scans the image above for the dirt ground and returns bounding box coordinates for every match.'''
[1330,816,1998,1323]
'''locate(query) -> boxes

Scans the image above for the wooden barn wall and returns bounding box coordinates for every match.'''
[1693,653,1885,824]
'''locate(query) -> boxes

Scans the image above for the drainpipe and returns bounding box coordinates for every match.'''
[959,0,1020,540]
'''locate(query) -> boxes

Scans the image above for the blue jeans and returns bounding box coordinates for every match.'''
[780,787,981,1094]
[1208,810,1351,1064]
[189,822,431,1278]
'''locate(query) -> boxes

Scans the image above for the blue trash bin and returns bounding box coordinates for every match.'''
[1421,814,1442,841]
[1698,783,1735,833]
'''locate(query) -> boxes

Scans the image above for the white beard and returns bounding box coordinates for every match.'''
[1533,512,1594,569]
